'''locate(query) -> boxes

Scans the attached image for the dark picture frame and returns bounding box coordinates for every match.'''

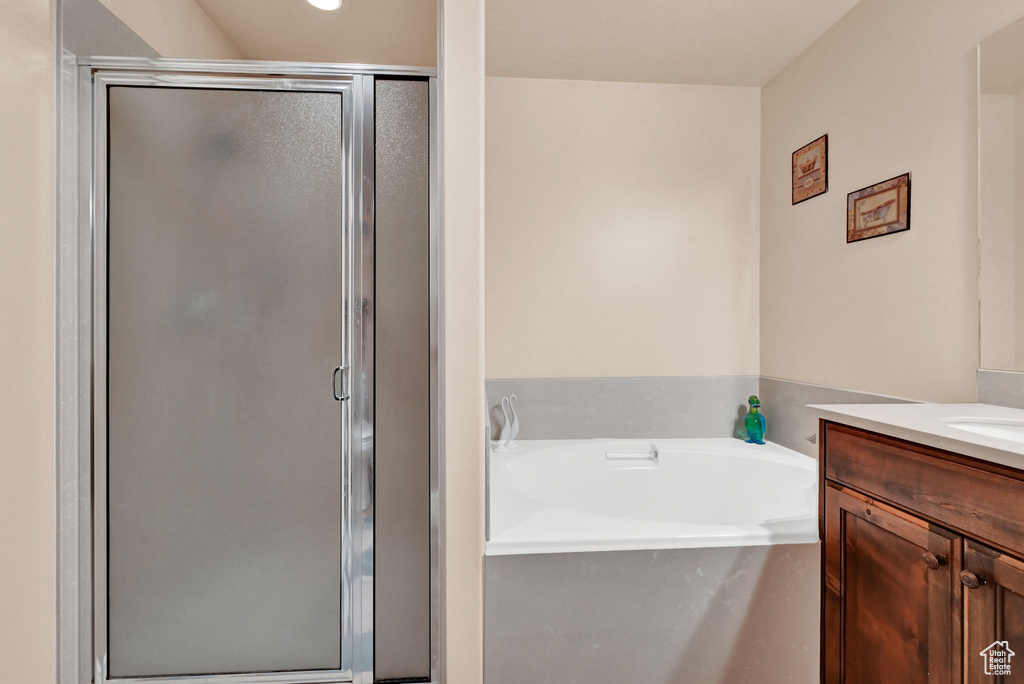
[792,134,828,204]
[846,173,911,243]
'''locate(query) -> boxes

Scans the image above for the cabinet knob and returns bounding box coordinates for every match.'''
[961,571,985,590]
[922,552,945,569]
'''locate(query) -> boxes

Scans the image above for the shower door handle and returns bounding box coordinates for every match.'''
[332,365,350,401]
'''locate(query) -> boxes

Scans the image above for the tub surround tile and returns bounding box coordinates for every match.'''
[486,375,908,456]
[759,377,914,458]
[978,369,1024,410]
[484,544,820,684]
[485,376,759,441]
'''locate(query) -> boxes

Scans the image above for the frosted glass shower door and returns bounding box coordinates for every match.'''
[101,83,354,680]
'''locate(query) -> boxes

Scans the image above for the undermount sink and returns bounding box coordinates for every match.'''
[944,419,1024,444]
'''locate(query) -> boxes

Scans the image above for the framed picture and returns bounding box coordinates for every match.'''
[846,173,911,243]
[792,134,828,204]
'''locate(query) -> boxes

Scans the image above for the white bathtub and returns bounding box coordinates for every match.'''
[486,437,819,556]
[484,437,821,683]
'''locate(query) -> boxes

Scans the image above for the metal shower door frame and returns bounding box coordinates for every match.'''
[85,63,375,684]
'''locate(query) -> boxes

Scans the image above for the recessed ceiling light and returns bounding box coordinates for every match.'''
[307,0,343,9]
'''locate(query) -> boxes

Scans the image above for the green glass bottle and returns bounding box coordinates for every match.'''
[745,395,766,445]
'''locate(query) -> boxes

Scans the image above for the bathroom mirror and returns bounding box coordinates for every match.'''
[979,16,1024,372]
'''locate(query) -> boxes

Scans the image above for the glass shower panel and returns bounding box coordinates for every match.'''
[105,86,345,678]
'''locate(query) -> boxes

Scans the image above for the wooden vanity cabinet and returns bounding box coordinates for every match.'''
[824,485,961,682]
[820,421,1024,683]
[963,541,1024,683]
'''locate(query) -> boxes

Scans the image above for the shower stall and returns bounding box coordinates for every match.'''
[57,56,437,684]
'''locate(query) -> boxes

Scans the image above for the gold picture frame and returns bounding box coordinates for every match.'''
[846,173,911,243]
[792,134,828,204]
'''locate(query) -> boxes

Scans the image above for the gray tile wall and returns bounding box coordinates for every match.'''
[484,543,820,684]
[486,376,759,441]
[978,369,1024,410]
[485,375,907,457]
[758,377,914,457]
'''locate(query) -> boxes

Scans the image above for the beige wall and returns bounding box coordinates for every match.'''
[97,0,438,67]
[0,1,57,683]
[99,0,243,59]
[192,0,437,67]
[485,77,761,378]
[441,1,485,683]
[760,0,1024,402]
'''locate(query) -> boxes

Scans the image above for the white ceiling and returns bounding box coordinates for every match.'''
[981,16,1024,95]
[193,0,437,66]
[486,0,862,86]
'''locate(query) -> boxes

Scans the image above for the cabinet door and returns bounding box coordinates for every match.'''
[824,485,962,683]
[964,540,1024,682]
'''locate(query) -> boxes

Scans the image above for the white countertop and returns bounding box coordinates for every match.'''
[809,402,1024,471]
